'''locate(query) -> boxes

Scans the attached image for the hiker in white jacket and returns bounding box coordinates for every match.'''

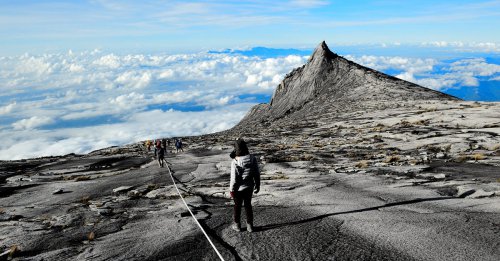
[229,138,260,232]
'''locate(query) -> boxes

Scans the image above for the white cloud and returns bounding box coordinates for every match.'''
[289,0,329,7]
[395,71,416,82]
[115,71,152,89]
[349,54,499,90]
[93,54,121,68]
[420,41,500,53]
[0,104,251,160]
[109,92,146,109]
[152,91,202,104]
[12,116,55,130]
[345,55,437,74]
[0,102,16,114]
[449,58,500,76]
[0,49,309,160]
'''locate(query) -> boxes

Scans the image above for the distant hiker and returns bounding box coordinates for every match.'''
[161,139,167,150]
[167,139,171,148]
[154,139,161,157]
[175,139,184,153]
[145,140,152,151]
[229,138,260,232]
[157,145,166,168]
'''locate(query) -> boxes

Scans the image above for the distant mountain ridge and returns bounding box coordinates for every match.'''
[208,47,312,58]
[235,41,459,128]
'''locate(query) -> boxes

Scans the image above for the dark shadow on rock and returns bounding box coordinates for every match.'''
[257,196,454,232]
[0,184,40,198]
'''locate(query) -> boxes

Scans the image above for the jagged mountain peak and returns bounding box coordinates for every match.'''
[309,41,337,61]
[236,41,459,129]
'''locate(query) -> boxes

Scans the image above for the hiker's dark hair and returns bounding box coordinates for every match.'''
[234,139,249,156]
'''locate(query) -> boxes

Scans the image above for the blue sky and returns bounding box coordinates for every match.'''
[1,0,500,159]
[1,0,500,55]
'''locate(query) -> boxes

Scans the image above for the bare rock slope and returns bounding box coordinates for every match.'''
[237,41,457,128]
[1,42,499,261]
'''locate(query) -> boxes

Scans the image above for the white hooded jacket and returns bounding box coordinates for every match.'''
[230,154,260,192]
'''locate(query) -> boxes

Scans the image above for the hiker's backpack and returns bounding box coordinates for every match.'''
[235,156,256,184]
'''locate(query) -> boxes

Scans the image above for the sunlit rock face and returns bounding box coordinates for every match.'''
[236,41,458,128]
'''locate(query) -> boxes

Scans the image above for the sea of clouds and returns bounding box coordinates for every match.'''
[1,45,499,160]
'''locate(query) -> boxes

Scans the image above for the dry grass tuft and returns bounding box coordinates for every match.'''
[412,119,429,125]
[302,154,315,161]
[269,174,289,180]
[455,155,468,163]
[399,120,412,127]
[384,155,400,163]
[355,161,369,168]
[9,245,19,258]
[81,196,91,205]
[148,184,160,191]
[497,178,500,183]
[88,231,95,241]
[0,208,4,214]
[74,175,91,182]
[409,159,420,165]
[491,144,500,150]
[471,153,486,161]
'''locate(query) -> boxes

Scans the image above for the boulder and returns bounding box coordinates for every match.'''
[456,186,476,198]
[52,188,64,194]
[145,186,178,199]
[113,186,133,194]
[466,190,495,199]
[433,174,447,180]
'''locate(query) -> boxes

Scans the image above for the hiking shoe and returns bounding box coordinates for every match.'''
[246,223,254,232]
[231,223,242,232]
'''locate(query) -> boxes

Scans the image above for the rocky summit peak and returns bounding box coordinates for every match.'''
[309,41,337,61]
[235,41,459,129]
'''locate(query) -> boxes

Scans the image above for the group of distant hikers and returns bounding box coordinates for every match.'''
[144,137,260,233]
[144,138,184,168]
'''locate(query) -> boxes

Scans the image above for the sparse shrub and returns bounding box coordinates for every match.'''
[88,231,95,241]
[471,102,481,108]
[412,119,429,125]
[302,154,315,161]
[400,120,412,127]
[74,175,91,182]
[476,144,489,150]
[81,196,91,205]
[147,184,160,191]
[455,155,468,163]
[426,145,441,154]
[471,153,486,161]
[384,155,400,163]
[355,161,369,168]
[313,143,324,148]
[9,245,19,258]
[269,173,289,180]
[409,159,419,165]
[372,123,386,131]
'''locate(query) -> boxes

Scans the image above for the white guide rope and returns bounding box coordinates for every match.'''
[165,162,226,261]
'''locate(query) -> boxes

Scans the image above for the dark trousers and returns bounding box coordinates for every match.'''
[233,189,253,225]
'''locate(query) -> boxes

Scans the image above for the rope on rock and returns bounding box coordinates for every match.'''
[165,162,226,261]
